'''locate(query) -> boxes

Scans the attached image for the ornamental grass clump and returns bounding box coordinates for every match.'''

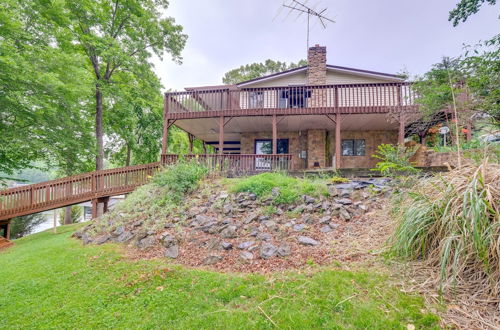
[391,159,499,296]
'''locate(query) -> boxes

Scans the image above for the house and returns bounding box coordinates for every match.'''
[161,45,418,173]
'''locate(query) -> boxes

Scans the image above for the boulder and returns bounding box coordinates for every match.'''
[244,213,259,224]
[137,236,156,249]
[293,224,306,232]
[336,198,353,205]
[237,241,256,250]
[160,233,176,248]
[203,255,223,265]
[112,225,125,237]
[277,244,291,257]
[298,236,320,246]
[220,225,238,239]
[240,251,254,260]
[319,216,331,224]
[303,195,316,204]
[320,225,333,233]
[260,243,278,259]
[221,242,233,250]
[116,231,134,243]
[165,245,179,259]
[339,208,351,221]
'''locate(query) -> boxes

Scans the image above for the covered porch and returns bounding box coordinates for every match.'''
[161,112,404,172]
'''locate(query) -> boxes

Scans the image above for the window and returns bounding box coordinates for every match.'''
[249,91,264,108]
[342,139,365,156]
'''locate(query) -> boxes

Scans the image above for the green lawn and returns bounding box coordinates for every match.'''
[0,224,438,329]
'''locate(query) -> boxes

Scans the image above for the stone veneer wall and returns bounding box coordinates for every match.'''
[307,129,326,168]
[240,132,306,170]
[329,130,398,168]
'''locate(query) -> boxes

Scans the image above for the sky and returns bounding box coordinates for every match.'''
[154,0,499,90]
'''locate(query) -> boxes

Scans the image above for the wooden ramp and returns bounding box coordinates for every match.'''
[0,162,161,222]
[0,237,13,250]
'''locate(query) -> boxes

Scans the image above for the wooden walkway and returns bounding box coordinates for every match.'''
[0,162,160,222]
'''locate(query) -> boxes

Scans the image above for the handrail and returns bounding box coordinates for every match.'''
[165,82,417,115]
[0,154,294,220]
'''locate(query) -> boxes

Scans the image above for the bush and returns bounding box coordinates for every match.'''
[390,160,499,295]
[231,172,327,205]
[372,144,419,176]
[153,160,209,203]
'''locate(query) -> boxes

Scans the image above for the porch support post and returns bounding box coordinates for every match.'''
[219,116,224,155]
[398,112,405,145]
[2,220,11,240]
[272,115,277,154]
[335,113,341,170]
[91,199,98,219]
[161,94,170,155]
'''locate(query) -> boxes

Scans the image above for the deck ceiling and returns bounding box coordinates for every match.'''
[173,114,398,143]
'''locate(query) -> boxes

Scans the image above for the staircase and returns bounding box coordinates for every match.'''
[0,237,13,250]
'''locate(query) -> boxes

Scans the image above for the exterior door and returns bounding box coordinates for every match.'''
[254,139,289,170]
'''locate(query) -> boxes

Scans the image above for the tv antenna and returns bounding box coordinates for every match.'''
[281,0,335,51]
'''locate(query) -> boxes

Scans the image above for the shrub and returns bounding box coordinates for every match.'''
[231,172,327,205]
[153,160,209,203]
[372,144,419,176]
[390,160,499,296]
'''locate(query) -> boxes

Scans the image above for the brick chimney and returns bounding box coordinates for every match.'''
[307,44,327,85]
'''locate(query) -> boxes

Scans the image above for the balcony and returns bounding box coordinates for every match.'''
[165,82,417,119]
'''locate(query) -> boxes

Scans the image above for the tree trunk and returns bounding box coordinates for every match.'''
[64,206,72,225]
[95,83,104,170]
[125,143,131,166]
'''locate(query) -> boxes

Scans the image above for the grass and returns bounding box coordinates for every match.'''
[0,225,439,329]
[390,159,499,296]
[230,172,328,205]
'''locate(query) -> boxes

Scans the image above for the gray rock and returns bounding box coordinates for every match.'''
[293,204,306,213]
[220,225,238,238]
[277,244,291,257]
[240,251,254,260]
[271,187,280,197]
[262,220,277,229]
[165,245,179,258]
[330,203,343,210]
[339,208,351,221]
[203,255,222,265]
[319,216,331,224]
[358,204,368,212]
[248,193,257,200]
[82,233,92,245]
[258,215,270,222]
[137,236,156,249]
[249,227,259,237]
[116,231,134,243]
[244,213,259,224]
[218,192,229,199]
[320,225,333,233]
[160,233,176,248]
[132,220,143,227]
[339,189,351,198]
[329,222,340,229]
[328,186,339,197]
[260,243,277,259]
[303,195,316,204]
[293,224,306,232]
[221,242,233,250]
[222,204,233,214]
[112,225,125,237]
[257,232,272,241]
[336,198,353,205]
[238,241,256,250]
[298,236,320,246]
[205,238,221,250]
[303,214,316,224]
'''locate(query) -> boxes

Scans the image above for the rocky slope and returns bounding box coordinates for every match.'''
[75,177,394,272]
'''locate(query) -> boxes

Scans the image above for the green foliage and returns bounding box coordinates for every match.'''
[331,176,349,184]
[231,172,327,205]
[372,144,420,176]
[0,224,438,328]
[152,161,209,203]
[449,0,497,26]
[390,160,499,294]
[222,59,307,84]
[59,206,83,225]
[9,213,46,239]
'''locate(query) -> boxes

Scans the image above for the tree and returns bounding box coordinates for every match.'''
[449,0,497,26]
[45,0,187,170]
[222,59,307,84]
[9,214,46,239]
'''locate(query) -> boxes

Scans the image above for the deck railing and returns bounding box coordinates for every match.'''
[0,154,293,220]
[0,163,160,220]
[162,154,293,174]
[166,82,416,115]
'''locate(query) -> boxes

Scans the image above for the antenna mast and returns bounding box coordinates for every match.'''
[282,0,335,51]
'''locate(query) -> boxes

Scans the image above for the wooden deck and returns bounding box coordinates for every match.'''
[0,154,292,222]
